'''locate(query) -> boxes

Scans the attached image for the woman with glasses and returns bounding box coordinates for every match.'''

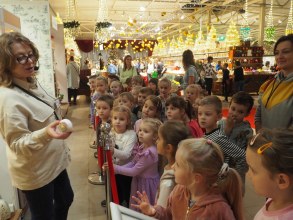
[255,34,293,132]
[0,32,74,220]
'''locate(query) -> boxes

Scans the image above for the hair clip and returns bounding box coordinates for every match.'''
[206,139,212,145]
[218,163,229,180]
[250,133,261,146]
[257,142,273,154]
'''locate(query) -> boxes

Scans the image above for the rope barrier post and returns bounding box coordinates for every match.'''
[102,123,112,220]
[102,123,119,220]
[88,117,105,185]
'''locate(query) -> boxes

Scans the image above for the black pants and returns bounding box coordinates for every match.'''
[205,78,213,95]
[22,170,74,220]
[68,88,78,103]
[115,174,132,207]
[222,82,229,101]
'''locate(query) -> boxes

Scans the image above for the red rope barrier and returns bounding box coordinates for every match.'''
[98,147,104,170]
[106,150,119,204]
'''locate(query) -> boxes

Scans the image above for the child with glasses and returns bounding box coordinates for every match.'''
[246,127,293,219]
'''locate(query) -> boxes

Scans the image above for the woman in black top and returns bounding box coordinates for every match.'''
[233,60,245,92]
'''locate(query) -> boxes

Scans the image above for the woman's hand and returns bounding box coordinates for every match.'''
[46,121,72,139]
[131,191,156,216]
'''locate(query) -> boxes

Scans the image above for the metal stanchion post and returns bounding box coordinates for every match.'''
[103,123,112,220]
[88,121,107,185]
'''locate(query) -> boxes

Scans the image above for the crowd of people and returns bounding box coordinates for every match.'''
[0,31,292,220]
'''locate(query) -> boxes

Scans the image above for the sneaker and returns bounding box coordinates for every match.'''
[89,141,96,149]
[89,124,94,129]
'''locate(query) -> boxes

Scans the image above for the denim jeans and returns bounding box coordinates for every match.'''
[22,170,74,220]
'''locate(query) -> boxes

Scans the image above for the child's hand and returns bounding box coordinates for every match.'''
[131,191,156,216]
[225,114,236,135]
[102,162,109,172]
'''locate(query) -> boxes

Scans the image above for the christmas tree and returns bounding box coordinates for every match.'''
[225,21,240,47]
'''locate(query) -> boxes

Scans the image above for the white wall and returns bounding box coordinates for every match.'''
[51,24,68,103]
[0,0,55,95]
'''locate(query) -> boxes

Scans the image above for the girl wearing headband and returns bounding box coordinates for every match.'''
[246,127,293,219]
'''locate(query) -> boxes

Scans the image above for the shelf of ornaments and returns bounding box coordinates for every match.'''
[156,50,229,59]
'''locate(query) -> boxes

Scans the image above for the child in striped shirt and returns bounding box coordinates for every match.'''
[197,95,247,188]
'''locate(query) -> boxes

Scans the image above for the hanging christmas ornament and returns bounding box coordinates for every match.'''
[265,0,276,43]
[240,0,251,41]
[286,0,293,35]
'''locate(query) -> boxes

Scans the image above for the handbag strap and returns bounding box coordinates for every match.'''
[71,62,79,75]
[13,83,59,120]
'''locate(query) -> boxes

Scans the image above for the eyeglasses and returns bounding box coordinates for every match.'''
[16,54,36,64]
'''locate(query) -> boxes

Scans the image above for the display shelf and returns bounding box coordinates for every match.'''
[159,50,229,70]
[228,46,264,69]
[232,56,263,59]
[212,73,274,95]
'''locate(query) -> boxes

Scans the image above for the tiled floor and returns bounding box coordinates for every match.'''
[26,95,264,220]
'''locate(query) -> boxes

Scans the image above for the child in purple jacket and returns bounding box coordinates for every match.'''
[114,118,162,210]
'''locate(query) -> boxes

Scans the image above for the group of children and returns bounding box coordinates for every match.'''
[86,73,293,219]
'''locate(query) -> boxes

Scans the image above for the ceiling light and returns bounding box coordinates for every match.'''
[140,6,145,11]
[180,15,185,20]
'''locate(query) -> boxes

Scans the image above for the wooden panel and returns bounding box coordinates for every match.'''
[3,9,20,29]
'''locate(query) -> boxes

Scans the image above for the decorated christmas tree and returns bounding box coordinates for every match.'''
[184,31,194,50]
[194,30,205,52]
[225,21,240,47]
[205,25,217,50]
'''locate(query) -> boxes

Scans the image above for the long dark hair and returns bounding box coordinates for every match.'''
[123,55,133,71]
[182,49,196,70]
[166,96,194,121]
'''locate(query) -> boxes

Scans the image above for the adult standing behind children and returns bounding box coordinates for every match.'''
[233,61,245,92]
[0,32,73,220]
[66,56,80,105]
[119,55,137,85]
[203,56,217,95]
[222,63,230,102]
[182,49,200,91]
[108,59,118,75]
[82,59,91,70]
[255,34,293,131]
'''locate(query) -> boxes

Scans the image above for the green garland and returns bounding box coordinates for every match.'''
[64,20,80,29]
[95,22,112,32]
